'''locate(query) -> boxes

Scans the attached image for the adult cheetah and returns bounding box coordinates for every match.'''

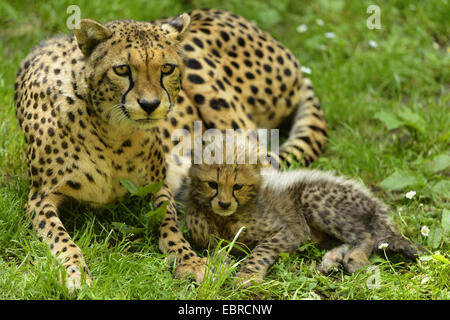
[14,9,328,291]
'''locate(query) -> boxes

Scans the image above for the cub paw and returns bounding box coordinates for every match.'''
[174,256,207,283]
[234,271,263,289]
[343,253,370,274]
[317,260,340,275]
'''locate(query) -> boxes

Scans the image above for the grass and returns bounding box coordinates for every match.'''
[0,0,449,300]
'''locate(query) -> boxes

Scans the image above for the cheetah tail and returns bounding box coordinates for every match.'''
[277,77,328,168]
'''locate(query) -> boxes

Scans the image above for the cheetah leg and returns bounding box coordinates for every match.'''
[185,207,220,252]
[26,191,92,292]
[317,243,350,274]
[343,233,375,274]
[155,184,206,282]
[236,230,300,288]
[185,208,234,277]
[278,78,328,168]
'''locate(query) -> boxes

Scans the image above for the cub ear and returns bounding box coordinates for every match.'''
[74,19,111,57]
[161,13,191,42]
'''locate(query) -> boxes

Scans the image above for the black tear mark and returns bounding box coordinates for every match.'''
[121,72,134,105]
[160,74,172,105]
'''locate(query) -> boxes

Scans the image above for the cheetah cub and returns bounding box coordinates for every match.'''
[183,140,425,286]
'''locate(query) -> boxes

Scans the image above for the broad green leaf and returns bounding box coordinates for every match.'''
[427,225,442,249]
[135,181,163,197]
[373,111,404,130]
[379,171,425,191]
[423,153,450,174]
[147,201,168,221]
[396,107,426,133]
[431,180,450,199]
[111,222,144,235]
[120,179,163,198]
[278,252,290,260]
[119,178,138,195]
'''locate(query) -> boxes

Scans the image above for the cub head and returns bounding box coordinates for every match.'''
[187,134,266,216]
[188,162,261,217]
[74,14,191,128]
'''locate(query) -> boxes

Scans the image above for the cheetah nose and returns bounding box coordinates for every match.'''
[218,201,231,209]
[138,99,160,115]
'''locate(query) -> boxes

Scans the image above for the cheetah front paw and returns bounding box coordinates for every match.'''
[62,265,92,293]
[174,256,207,283]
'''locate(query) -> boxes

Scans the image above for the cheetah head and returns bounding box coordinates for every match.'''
[74,14,191,129]
[187,135,263,217]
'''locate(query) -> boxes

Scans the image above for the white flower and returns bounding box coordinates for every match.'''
[296,24,308,33]
[316,19,324,26]
[301,66,312,74]
[324,32,336,38]
[368,40,378,48]
[421,226,430,237]
[421,276,430,285]
[405,190,416,199]
[378,243,389,250]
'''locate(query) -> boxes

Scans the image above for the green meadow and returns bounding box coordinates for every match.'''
[0,0,448,299]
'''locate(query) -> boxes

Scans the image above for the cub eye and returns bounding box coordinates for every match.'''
[207,181,218,189]
[161,63,175,75]
[113,65,131,76]
[233,184,244,190]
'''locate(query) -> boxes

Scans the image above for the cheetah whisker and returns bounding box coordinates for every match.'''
[108,103,131,124]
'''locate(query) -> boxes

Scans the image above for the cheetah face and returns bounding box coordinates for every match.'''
[74,14,191,129]
[102,49,183,128]
[189,163,261,217]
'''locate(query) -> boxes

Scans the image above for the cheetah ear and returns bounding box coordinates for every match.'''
[74,19,111,57]
[161,13,191,42]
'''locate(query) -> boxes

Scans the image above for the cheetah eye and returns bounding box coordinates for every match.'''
[113,64,131,76]
[233,184,244,190]
[207,181,218,189]
[161,63,176,75]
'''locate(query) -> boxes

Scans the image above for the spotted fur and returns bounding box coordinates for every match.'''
[184,142,425,286]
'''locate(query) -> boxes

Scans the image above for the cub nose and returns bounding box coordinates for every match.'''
[218,201,231,209]
[138,99,160,115]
